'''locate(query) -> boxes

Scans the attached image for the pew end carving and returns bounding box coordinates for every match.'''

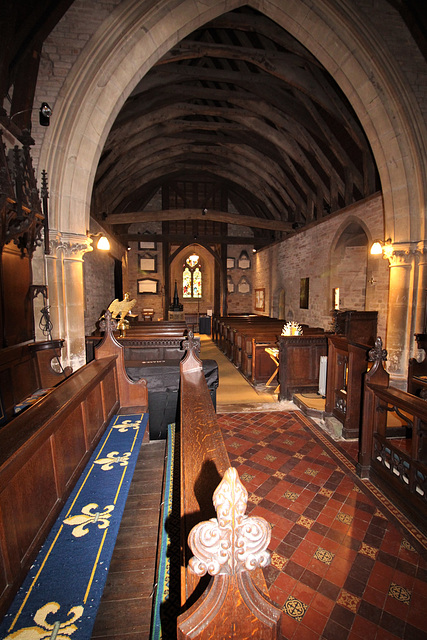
[357,337,427,532]
[94,310,148,411]
[178,335,282,638]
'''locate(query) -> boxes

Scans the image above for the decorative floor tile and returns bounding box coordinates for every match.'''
[337,589,361,612]
[249,494,262,504]
[400,539,416,552]
[305,468,319,477]
[359,542,379,559]
[265,453,277,462]
[284,490,299,502]
[388,582,412,604]
[283,595,308,621]
[315,547,335,565]
[336,512,353,525]
[294,452,304,459]
[273,471,286,480]
[241,472,255,482]
[297,516,314,529]
[271,552,287,570]
[319,487,333,497]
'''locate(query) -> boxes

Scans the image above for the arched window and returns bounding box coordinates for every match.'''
[183,253,202,299]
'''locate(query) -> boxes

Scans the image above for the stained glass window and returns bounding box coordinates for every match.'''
[183,266,192,298]
[182,255,202,298]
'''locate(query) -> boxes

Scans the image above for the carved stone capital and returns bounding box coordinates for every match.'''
[385,241,426,267]
[48,231,92,260]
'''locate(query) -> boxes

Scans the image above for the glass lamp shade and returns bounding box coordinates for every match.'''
[97,235,110,251]
[370,241,383,255]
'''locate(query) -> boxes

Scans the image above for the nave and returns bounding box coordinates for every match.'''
[90,336,427,640]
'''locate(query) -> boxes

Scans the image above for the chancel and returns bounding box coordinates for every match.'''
[0,2,426,639]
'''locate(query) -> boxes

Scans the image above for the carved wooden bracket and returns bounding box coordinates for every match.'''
[0,130,44,256]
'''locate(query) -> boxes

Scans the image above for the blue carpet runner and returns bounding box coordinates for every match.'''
[150,423,179,640]
[0,413,148,640]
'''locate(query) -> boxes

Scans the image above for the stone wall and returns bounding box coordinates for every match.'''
[83,249,115,335]
[253,193,389,340]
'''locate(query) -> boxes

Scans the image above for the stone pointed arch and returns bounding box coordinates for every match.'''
[40,0,426,241]
[37,0,426,372]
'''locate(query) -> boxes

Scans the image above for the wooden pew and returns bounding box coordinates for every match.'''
[86,327,200,364]
[278,333,328,400]
[0,338,72,425]
[231,321,284,367]
[407,333,427,397]
[357,337,427,533]
[0,311,148,619]
[325,335,372,438]
[177,334,282,638]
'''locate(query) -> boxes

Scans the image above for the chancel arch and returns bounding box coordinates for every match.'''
[34,0,427,375]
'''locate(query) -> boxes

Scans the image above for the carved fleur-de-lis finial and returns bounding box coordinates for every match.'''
[187,467,271,577]
[99,309,118,334]
[368,336,387,363]
[181,329,200,354]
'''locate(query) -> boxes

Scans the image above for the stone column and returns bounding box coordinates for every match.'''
[44,231,92,371]
[415,246,427,335]
[384,244,417,389]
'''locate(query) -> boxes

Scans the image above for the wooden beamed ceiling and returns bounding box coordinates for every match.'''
[92,6,380,244]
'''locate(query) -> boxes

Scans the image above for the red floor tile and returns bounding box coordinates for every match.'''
[217,411,427,640]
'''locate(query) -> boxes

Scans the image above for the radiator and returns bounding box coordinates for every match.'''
[318,356,327,397]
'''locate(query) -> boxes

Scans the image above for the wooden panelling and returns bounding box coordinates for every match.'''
[84,383,106,445]
[53,407,87,495]
[278,335,328,400]
[100,368,118,421]
[2,438,57,567]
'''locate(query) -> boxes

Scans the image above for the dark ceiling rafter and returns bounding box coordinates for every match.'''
[91,6,380,241]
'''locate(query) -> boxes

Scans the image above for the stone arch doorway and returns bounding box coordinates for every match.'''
[330,222,369,313]
[329,218,389,341]
[38,0,426,372]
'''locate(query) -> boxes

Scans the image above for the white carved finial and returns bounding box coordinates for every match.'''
[187,467,271,577]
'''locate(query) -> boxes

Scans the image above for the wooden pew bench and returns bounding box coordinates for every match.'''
[358,337,427,533]
[86,331,200,364]
[0,311,148,619]
[407,333,427,397]
[0,338,72,425]
[162,334,282,638]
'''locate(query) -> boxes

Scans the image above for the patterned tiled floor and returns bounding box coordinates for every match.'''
[218,411,427,640]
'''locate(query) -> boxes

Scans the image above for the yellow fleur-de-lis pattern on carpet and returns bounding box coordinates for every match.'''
[63,503,114,537]
[93,450,131,470]
[0,413,148,640]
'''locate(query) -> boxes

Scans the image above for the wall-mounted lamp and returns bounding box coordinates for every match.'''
[10,102,53,128]
[89,232,110,251]
[39,102,52,126]
[370,238,392,256]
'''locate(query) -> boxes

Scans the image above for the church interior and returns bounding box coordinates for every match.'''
[0,1,427,639]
